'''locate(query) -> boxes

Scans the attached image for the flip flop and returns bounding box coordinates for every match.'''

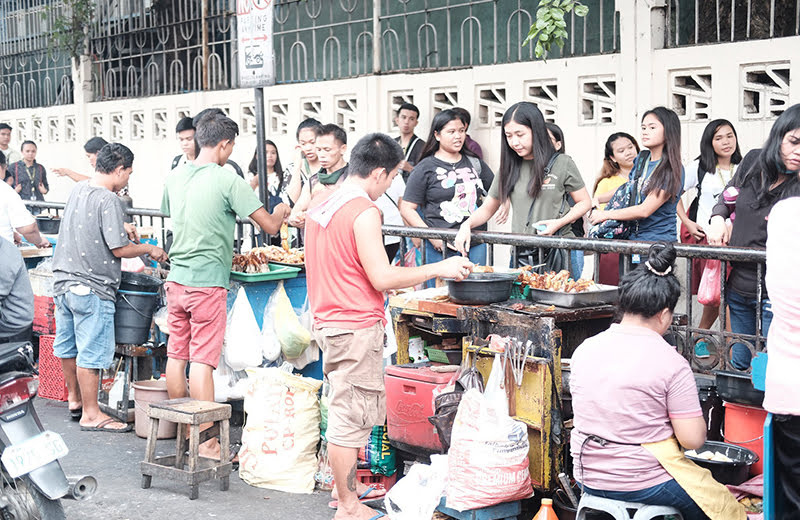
[328,486,386,509]
[368,514,385,520]
[69,407,82,421]
[80,417,132,433]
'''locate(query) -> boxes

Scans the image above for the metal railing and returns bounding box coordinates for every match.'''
[666,0,800,47]
[26,201,767,374]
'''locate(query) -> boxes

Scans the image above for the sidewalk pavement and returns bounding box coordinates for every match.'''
[36,397,334,519]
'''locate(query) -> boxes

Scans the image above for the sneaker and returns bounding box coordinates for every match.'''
[694,340,711,359]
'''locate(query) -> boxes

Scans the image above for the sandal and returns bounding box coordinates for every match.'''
[69,407,82,421]
[80,417,132,433]
[328,485,386,509]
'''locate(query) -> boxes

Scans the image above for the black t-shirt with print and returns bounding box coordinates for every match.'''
[403,154,494,230]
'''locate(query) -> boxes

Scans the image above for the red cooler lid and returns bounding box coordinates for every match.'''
[384,363,454,384]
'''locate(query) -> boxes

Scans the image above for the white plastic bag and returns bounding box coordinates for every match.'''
[238,367,323,494]
[224,287,264,370]
[285,299,318,370]
[384,455,449,520]
[483,353,508,417]
[446,386,532,511]
[261,290,282,362]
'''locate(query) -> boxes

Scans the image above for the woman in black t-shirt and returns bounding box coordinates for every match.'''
[400,109,494,269]
[707,103,800,370]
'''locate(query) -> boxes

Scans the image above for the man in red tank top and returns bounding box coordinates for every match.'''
[305,133,473,520]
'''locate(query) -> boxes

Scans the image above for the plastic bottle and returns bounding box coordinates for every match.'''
[533,498,559,520]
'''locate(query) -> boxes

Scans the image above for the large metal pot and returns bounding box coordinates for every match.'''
[445,273,516,305]
[36,216,61,235]
[714,370,764,407]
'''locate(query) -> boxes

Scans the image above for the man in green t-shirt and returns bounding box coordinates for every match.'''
[161,109,289,459]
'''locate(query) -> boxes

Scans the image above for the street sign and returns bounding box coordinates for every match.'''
[237,0,275,88]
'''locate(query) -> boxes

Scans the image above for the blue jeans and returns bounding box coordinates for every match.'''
[423,241,487,288]
[53,290,116,369]
[582,480,708,520]
[570,250,584,280]
[727,288,773,370]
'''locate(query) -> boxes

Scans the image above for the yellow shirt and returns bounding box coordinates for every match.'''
[594,175,627,210]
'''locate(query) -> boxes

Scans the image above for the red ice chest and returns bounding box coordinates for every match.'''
[384,363,453,452]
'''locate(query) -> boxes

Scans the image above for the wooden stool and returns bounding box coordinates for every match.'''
[140,398,232,500]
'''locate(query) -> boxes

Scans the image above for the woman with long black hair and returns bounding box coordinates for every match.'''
[588,107,684,244]
[400,109,494,267]
[677,119,743,359]
[453,102,590,275]
[707,103,800,370]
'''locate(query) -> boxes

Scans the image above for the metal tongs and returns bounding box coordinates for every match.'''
[507,339,532,387]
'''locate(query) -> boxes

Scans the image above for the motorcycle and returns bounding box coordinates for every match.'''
[0,341,96,519]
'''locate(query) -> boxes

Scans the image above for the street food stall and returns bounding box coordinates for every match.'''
[385,269,618,493]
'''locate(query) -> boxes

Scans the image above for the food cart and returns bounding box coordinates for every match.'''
[386,279,617,492]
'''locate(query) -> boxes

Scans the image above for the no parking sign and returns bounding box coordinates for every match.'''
[237,0,275,88]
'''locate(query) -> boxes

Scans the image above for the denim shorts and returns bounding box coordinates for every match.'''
[53,290,116,370]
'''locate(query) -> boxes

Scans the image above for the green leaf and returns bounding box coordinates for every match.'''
[550,8,565,21]
[539,32,550,42]
[537,6,550,18]
[535,41,544,58]
[574,4,590,16]
[556,19,567,28]
[536,18,549,30]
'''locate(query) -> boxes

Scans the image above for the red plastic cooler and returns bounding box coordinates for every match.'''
[385,364,453,452]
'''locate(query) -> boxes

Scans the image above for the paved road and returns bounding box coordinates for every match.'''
[35,398,335,520]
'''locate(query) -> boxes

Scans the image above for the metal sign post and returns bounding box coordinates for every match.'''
[237,0,275,244]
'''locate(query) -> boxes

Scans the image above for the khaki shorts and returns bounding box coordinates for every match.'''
[317,321,386,449]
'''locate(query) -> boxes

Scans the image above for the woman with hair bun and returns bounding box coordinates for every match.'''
[570,243,745,520]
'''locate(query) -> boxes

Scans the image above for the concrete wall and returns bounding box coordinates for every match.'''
[1,2,797,213]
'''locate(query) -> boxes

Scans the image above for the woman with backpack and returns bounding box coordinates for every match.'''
[400,109,494,270]
[453,102,591,277]
[677,119,743,359]
[588,107,684,250]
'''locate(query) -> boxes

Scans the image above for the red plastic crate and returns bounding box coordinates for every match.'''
[38,335,69,401]
[356,469,396,492]
[33,296,56,335]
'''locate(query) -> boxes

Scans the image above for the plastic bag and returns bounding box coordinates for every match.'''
[273,282,311,359]
[285,300,319,369]
[483,353,509,417]
[446,387,533,511]
[360,425,396,476]
[261,290,282,362]
[238,367,323,494]
[698,259,722,306]
[224,287,264,370]
[384,455,449,520]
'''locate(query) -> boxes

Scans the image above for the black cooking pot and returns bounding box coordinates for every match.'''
[445,273,515,305]
[36,216,61,234]
[685,440,759,485]
[715,370,764,407]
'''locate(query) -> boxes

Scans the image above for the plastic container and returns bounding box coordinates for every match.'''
[685,440,759,485]
[229,264,301,282]
[384,363,454,452]
[715,370,765,407]
[119,271,163,293]
[445,273,515,305]
[115,290,159,344]
[723,401,767,475]
[133,380,176,439]
[533,498,559,520]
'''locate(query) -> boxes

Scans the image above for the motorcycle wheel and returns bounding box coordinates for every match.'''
[2,480,65,520]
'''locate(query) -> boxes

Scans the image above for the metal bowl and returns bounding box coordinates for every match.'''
[36,216,61,235]
[714,370,764,407]
[445,272,516,305]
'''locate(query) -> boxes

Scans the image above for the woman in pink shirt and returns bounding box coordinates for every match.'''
[764,195,800,517]
[570,243,709,519]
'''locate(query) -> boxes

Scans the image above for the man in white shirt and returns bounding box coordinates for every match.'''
[373,173,406,262]
[0,152,50,248]
[0,124,22,166]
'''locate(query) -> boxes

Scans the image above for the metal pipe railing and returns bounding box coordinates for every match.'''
[27,201,767,373]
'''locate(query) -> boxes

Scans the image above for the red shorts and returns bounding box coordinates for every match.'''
[165,282,227,368]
